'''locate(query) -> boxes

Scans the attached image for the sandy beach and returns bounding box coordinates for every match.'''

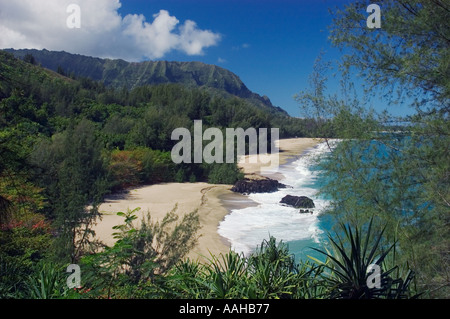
[92,182,236,260]
[92,137,320,262]
[238,137,320,180]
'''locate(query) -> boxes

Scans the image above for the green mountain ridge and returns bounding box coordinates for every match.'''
[5,48,287,116]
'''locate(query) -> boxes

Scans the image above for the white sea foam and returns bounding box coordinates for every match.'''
[218,141,333,256]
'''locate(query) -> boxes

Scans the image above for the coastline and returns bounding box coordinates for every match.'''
[91,137,320,262]
[238,137,320,181]
[92,182,235,261]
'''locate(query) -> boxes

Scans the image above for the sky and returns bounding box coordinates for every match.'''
[0,0,414,117]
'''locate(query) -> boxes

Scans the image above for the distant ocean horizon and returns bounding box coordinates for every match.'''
[218,141,335,263]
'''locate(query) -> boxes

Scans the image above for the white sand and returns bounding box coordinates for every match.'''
[238,137,320,178]
[91,138,320,262]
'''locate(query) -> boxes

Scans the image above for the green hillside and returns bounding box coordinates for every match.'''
[5,48,287,116]
[0,48,315,227]
[0,49,323,295]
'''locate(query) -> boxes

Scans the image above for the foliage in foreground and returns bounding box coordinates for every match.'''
[2,212,420,299]
[324,0,450,297]
[311,218,419,299]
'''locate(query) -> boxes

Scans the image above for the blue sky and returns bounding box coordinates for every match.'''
[118,0,347,117]
[0,0,415,117]
[116,0,414,117]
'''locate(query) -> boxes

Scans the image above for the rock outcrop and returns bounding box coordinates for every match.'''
[280,195,315,210]
[231,178,287,194]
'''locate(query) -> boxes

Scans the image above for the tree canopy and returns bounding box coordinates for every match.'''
[298,0,449,298]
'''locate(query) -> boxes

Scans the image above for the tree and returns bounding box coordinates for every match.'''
[23,54,36,65]
[80,207,201,298]
[306,0,450,297]
[31,119,109,263]
[206,163,244,185]
[329,0,449,111]
[57,66,66,76]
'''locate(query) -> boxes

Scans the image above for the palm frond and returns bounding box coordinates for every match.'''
[313,217,417,299]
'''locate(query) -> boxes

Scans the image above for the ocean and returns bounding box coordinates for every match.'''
[218,141,335,263]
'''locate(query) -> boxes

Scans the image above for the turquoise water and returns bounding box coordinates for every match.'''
[284,151,334,264]
[285,135,417,264]
[286,209,333,264]
[218,141,335,263]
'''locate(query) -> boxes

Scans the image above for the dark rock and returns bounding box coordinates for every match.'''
[231,178,287,194]
[280,195,315,209]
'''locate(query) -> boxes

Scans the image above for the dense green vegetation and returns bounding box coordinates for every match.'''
[0,47,421,299]
[0,48,313,193]
[2,207,418,299]
[6,48,290,116]
[1,0,447,299]
[0,49,324,298]
[296,0,449,298]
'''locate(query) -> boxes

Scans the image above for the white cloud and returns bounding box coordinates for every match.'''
[232,43,250,51]
[0,0,221,61]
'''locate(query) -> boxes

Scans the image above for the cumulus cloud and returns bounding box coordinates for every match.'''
[0,0,221,61]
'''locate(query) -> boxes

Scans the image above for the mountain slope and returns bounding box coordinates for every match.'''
[5,48,287,116]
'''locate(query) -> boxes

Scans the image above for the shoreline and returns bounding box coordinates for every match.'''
[91,138,320,262]
[92,182,236,261]
[238,137,321,181]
